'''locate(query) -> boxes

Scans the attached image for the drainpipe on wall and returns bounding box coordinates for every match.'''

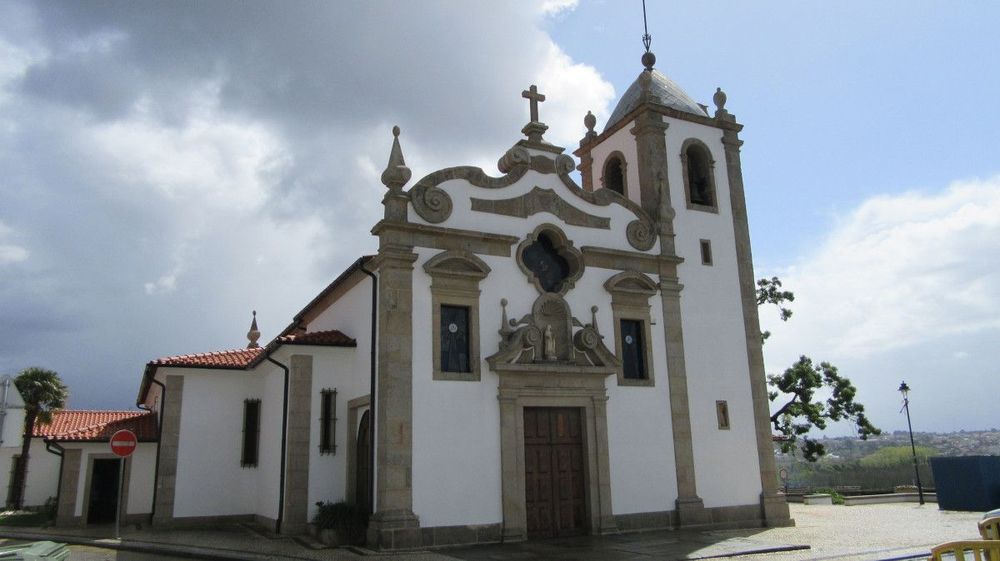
[0,376,10,447]
[266,356,291,535]
[44,439,65,517]
[141,378,166,520]
[359,265,377,513]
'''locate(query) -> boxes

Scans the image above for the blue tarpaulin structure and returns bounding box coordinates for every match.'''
[930,456,1000,511]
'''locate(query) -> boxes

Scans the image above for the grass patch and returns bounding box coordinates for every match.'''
[812,487,846,505]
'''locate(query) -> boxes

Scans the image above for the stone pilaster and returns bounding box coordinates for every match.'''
[659,277,711,526]
[55,449,81,527]
[629,110,669,221]
[631,102,709,526]
[153,374,184,525]
[591,395,617,535]
[577,148,595,192]
[720,119,793,527]
[368,245,421,549]
[282,354,313,534]
[497,394,524,542]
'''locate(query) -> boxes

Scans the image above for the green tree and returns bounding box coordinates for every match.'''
[859,445,935,468]
[757,277,794,342]
[759,279,881,461]
[8,367,68,509]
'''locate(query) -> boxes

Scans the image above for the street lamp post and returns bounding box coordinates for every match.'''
[898,381,925,505]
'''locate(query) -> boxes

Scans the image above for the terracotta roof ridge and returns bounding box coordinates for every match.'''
[39,411,156,439]
[149,347,262,365]
[53,409,145,414]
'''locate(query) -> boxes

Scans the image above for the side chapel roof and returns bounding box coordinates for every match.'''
[35,410,158,442]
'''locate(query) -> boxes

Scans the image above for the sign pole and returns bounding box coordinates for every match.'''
[109,429,138,541]
[115,457,123,539]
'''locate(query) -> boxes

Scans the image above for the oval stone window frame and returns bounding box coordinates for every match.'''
[515,224,584,296]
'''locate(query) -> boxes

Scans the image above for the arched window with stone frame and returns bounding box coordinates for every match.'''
[680,139,718,212]
[600,152,627,197]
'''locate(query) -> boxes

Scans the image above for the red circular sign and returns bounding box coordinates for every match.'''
[110,429,138,457]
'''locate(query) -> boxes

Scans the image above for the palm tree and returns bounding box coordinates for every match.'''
[9,367,67,509]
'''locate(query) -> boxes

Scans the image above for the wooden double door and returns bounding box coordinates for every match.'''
[523,407,586,538]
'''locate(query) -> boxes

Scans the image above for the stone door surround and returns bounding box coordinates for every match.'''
[497,367,617,542]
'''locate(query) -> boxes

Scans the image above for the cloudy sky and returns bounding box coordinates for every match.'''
[0,1,997,435]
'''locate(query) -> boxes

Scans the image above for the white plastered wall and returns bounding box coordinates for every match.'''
[0,438,62,507]
[665,117,763,507]
[171,365,283,519]
[302,274,374,522]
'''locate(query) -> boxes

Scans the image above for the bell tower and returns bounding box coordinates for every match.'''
[573,11,792,529]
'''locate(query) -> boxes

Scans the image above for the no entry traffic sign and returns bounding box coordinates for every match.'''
[110,429,137,457]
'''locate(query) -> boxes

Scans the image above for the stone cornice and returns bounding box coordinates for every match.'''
[574,102,743,159]
[371,220,518,257]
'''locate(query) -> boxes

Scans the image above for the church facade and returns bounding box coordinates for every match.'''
[128,56,791,549]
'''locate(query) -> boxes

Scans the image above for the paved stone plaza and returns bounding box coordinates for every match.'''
[0,503,989,560]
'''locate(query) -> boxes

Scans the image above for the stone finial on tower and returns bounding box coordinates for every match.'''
[583,111,597,140]
[247,310,261,349]
[641,50,656,72]
[713,87,729,118]
[381,125,411,192]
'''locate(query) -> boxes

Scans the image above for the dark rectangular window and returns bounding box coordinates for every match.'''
[241,399,261,467]
[700,239,713,266]
[319,388,337,454]
[716,400,731,430]
[620,319,647,380]
[440,305,470,373]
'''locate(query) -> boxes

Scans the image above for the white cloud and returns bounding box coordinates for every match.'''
[762,176,1000,365]
[0,220,28,265]
[533,41,616,148]
[539,0,579,16]
[144,274,177,295]
[759,176,1000,433]
[89,85,286,214]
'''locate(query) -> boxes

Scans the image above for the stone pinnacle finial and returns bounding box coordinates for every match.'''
[713,87,729,118]
[247,310,261,349]
[380,125,411,192]
[584,111,597,135]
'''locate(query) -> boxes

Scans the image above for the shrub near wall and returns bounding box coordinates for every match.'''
[312,502,367,546]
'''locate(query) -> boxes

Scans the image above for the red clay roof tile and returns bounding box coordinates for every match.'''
[35,410,158,442]
[148,348,263,369]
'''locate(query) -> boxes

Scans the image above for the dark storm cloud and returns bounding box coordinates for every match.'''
[0,0,610,408]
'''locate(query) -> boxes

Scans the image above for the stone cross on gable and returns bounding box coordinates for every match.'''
[522,85,545,123]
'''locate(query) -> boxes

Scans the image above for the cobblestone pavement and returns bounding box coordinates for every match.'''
[0,503,989,561]
[722,503,983,561]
